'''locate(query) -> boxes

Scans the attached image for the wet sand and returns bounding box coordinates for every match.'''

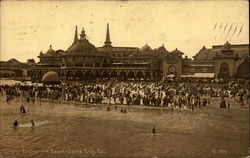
[0,96,248,158]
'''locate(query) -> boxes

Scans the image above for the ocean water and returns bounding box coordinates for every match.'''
[0,96,248,158]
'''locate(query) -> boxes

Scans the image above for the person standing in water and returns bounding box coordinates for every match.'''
[20,105,26,113]
[20,105,24,112]
[31,120,35,127]
[13,120,18,127]
[152,126,156,134]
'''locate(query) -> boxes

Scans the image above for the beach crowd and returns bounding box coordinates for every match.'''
[1,79,249,110]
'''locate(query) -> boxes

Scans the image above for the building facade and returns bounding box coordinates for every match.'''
[163,42,249,81]
[29,24,168,82]
[28,24,249,82]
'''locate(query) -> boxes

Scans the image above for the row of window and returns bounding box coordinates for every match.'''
[112,53,129,57]
[62,63,101,67]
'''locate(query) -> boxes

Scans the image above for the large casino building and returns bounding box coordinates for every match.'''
[28,24,249,82]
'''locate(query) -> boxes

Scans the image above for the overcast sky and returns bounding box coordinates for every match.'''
[1,0,249,62]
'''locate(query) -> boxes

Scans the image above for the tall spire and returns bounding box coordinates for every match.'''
[74,26,78,43]
[104,23,112,47]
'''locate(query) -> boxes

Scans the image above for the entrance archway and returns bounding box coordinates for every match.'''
[127,71,135,81]
[103,71,110,79]
[119,71,126,81]
[75,71,83,81]
[110,71,117,79]
[66,71,73,81]
[85,71,93,80]
[236,62,249,78]
[37,71,42,79]
[136,71,144,81]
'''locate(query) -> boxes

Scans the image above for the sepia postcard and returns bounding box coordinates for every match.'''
[0,0,249,158]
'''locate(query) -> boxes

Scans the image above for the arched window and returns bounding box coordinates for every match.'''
[236,61,249,78]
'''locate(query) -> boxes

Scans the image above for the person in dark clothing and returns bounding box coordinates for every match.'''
[152,126,156,134]
[127,95,132,106]
[20,105,26,113]
[124,108,127,113]
[13,120,18,127]
[121,108,123,113]
[31,120,35,127]
[107,107,110,111]
[227,103,230,109]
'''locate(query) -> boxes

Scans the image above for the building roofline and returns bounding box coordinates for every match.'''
[212,44,249,49]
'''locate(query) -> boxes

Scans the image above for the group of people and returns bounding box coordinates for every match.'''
[12,104,35,127]
[1,79,249,111]
[0,79,248,134]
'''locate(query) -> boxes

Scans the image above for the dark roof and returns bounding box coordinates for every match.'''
[67,40,97,54]
[193,42,249,61]
[222,41,232,50]
[141,44,152,51]
[170,48,184,55]
[0,58,30,69]
[46,46,55,55]
[67,28,97,54]
[157,44,169,53]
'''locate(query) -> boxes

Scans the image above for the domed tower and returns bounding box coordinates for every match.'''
[141,44,152,52]
[157,44,169,53]
[46,45,55,55]
[61,26,108,68]
[37,45,61,66]
[67,27,97,54]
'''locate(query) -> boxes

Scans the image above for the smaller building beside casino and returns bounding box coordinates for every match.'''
[163,41,249,81]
